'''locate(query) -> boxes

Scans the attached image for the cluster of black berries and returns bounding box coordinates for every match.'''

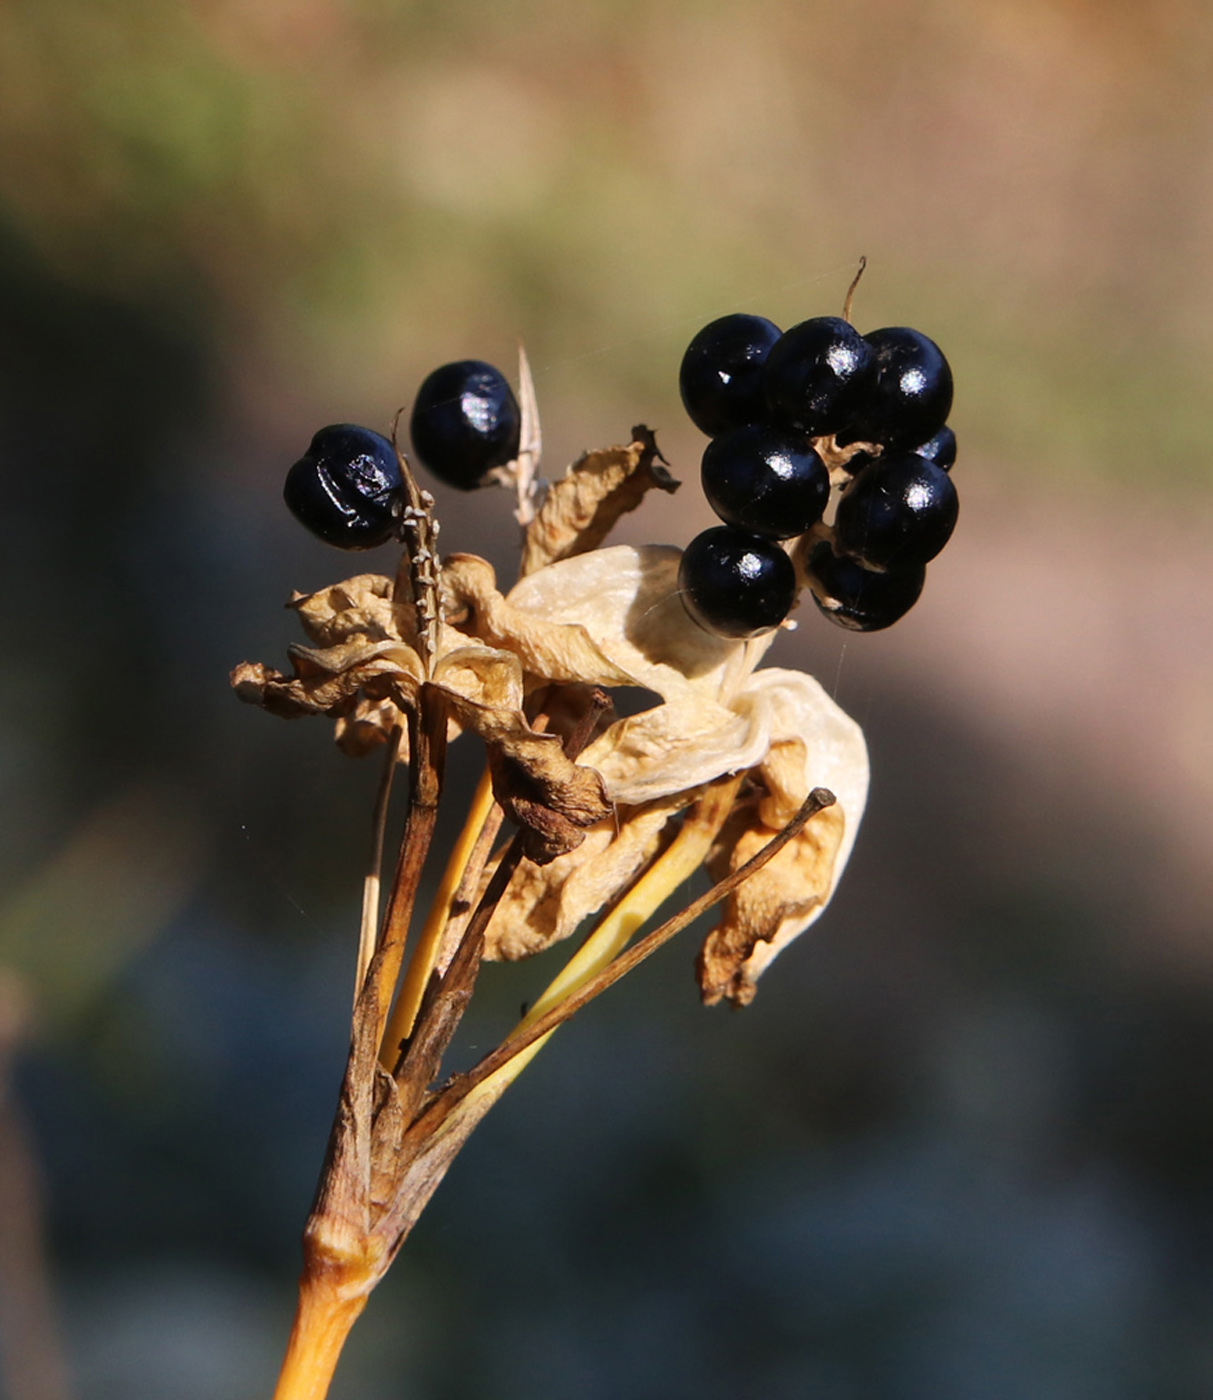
[283,360,520,548]
[280,310,956,641]
[677,311,958,637]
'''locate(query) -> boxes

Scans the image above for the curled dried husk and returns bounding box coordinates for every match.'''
[519,426,678,576]
[484,792,689,960]
[231,563,614,863]
[471,547,869,993]
[444,690,610,864]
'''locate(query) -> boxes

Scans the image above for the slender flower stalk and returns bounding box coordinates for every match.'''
[354,724,403,1001]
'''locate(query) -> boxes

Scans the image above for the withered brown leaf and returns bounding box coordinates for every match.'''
[699,774,847,1008]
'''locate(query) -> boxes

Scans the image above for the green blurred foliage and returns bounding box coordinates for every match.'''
[0,0,1210,481]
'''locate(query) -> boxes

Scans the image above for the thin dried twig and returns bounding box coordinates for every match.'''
[843,254,867,323]
[512,345,543,529]
[382,766,496,1049]
[435,795,504,975]
[355,723,404,1004]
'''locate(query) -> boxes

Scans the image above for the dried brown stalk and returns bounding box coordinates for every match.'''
[273,769,837,1400]
[369,687,447,1061]
[272,691,613,1400]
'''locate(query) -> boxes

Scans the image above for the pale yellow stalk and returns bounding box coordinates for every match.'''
[380,766,497,1063]
[461,776,742,1106]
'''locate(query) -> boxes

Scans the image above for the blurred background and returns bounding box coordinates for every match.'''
[1,0,1212,1396]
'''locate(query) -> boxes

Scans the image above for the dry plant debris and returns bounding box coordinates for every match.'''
[232,364,868,1400]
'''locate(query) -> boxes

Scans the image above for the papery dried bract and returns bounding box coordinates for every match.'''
[484,792,688,960]
[232,561,615,864]
[336,696,403,757]
[498,545,750,711]
[291,573,415,649]
[699,788,845,1007]
[442,555,634,689]
[698,680,869,1005]
[230,652,407,721]
[519,426,678,577]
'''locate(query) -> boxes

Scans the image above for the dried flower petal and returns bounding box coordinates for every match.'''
[290,573,414,649]
[482,546,869,984]
[335,696,402,756]
[698,680,869,1006]
[230,652,407,720]
[233,534,869,992]
[519,426,678,576]
[442,554,634,688]
[443,692,611,864]
[484,792,688,960]
[503,545,755,704]
[699,790,845,1006]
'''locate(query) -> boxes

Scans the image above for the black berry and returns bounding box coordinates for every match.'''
[914,424,956,471]
[804,540,925,632]
[283,424,402,549]
[763,316,873,436]
[679,526,796,639]
[409,360,521,490]
[834,452,958,568]
[844,327,953,449]
[701,424,829,539]
[679,314,782,437]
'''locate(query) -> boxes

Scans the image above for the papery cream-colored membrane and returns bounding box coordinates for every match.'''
[479,544,869,1002]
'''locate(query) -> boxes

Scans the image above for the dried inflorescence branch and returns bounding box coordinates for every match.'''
[232,376,868,1400]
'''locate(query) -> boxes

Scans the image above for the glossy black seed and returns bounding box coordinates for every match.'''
[678,526,796,639]
[283,424,401,549]
[679,313,782,437]
[763,316,873,436]
[409,360,521,490]
[701,424,829,539]
[804,540,925,632]
[844,326,953,449]
[915,424,956,471]
[834,452,959,568]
